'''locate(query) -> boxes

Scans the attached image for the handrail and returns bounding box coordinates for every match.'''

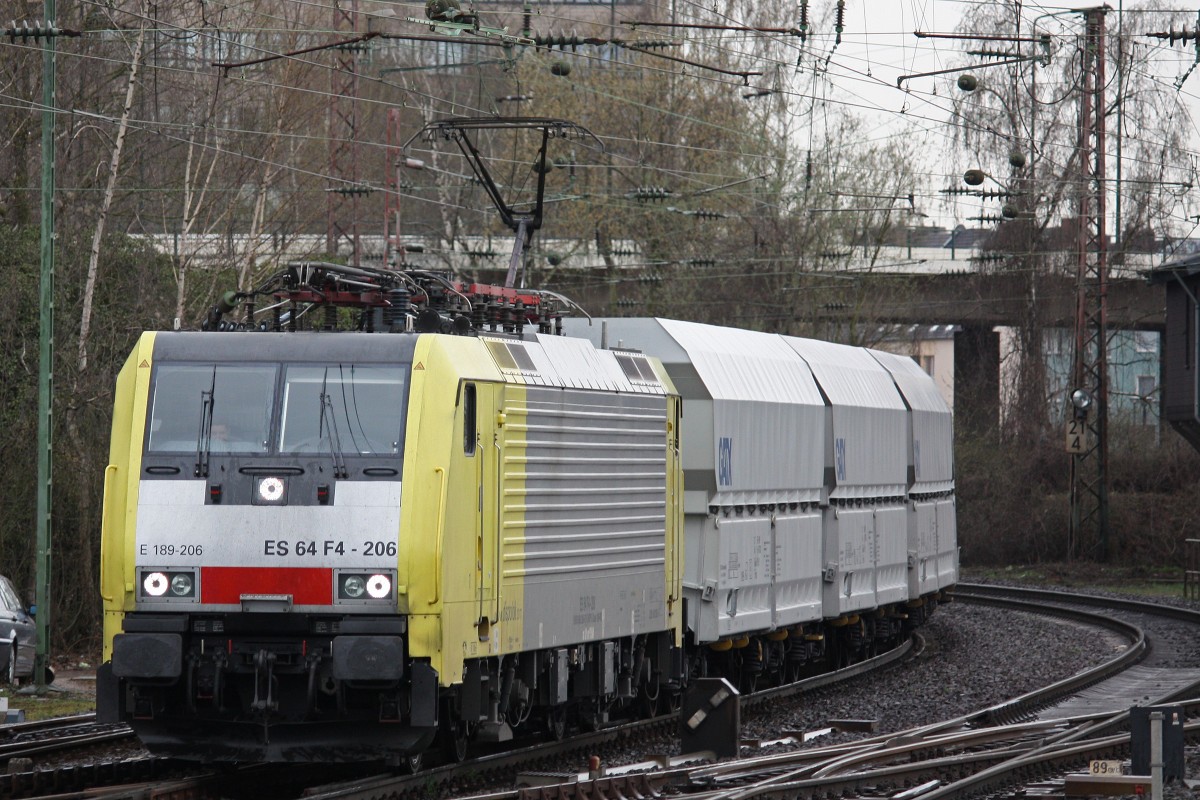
[99,465,118,603]
[431,466,447,605]
[493,434,503,621]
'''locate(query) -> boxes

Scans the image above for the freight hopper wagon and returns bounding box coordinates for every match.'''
[870,351,958,598]
[98,330,683,763]
[565,319,957,678]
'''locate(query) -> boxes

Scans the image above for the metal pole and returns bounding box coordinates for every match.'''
[1115,1,1123,246]
[1069,7,1110,561]
[1149,710,1163,800]
[35,0,58,691]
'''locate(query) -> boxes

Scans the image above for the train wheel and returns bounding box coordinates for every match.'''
[401,752,423,774]
[441,719,470,763]
[545,706,567,741]
[637,677,661,718]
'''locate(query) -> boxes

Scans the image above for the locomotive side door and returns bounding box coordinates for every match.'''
[471,382,502,637]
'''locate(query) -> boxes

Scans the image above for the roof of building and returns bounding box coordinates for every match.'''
[876,323,962,342]
[1145,248,1200,283]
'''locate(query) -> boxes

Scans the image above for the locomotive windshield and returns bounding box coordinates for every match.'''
[147,365,276,453]
[145,362,407,456]
[278,365,406,455]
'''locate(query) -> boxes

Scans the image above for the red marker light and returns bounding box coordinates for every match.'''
[209,484,222,504]
[317,484,330,505]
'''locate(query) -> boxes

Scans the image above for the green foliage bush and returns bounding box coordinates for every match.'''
[0,224,174,654]
[956,421,1200,567]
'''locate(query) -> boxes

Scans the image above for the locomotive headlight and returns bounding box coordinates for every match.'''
[140,570,198,601]
[343,575,366,598]
[170,573,194,597]
[144,572,169,597]
[336,570,396,603]
[366,574,391,599]
[257,476,286,504]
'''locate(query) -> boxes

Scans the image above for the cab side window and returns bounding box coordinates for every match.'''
[464,384,477,456]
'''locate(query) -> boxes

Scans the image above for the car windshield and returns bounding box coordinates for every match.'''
[0,577,22,613]
[146,365,276,453]
[278,365,406,455]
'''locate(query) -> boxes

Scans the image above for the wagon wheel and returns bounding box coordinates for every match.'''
[545,706,567,741]
[442,719,471,763]
[637,673,661,718]
[662,687,683,715]
[400,751,423,774]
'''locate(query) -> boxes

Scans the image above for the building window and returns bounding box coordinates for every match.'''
[1045,328,1069,355]
[1134,330,1158,353]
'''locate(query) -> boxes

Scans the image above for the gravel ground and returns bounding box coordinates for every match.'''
[573,596,1200,800]
[595,600,1128,761]
[746,601,1122,739]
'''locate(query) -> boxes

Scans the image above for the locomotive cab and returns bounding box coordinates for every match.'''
[98,332,438,762]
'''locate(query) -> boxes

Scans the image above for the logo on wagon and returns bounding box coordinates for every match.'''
[718,437,733,487]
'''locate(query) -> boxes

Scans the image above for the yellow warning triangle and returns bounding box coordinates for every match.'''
[138,359,150,368]
[414,362,425,371]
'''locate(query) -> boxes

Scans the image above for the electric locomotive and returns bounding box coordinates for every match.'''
[98,265,685,763]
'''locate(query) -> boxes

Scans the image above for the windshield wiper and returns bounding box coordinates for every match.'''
[194,367,216,478]
[319,370,349,479]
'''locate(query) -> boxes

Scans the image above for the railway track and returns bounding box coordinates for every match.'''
[422,584,1199,800]
[0,636,920,800]
[11,584,1200,800]
[0,715,134,760]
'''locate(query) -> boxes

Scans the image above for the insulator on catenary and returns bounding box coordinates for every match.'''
[628,186,672,202]
[385,289,410,331]
[1147,26,1198,47]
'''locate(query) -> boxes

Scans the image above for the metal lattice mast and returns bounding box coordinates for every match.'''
[1069,7,1110,561]
[327,0,361,266]
[36,0,58,691]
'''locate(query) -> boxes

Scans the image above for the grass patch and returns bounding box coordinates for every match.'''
[0,687,94,721]
[962,564,1188,600]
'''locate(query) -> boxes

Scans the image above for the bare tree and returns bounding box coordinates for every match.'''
[79,0,148,371]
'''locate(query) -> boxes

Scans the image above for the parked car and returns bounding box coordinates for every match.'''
[0,576,42,685]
